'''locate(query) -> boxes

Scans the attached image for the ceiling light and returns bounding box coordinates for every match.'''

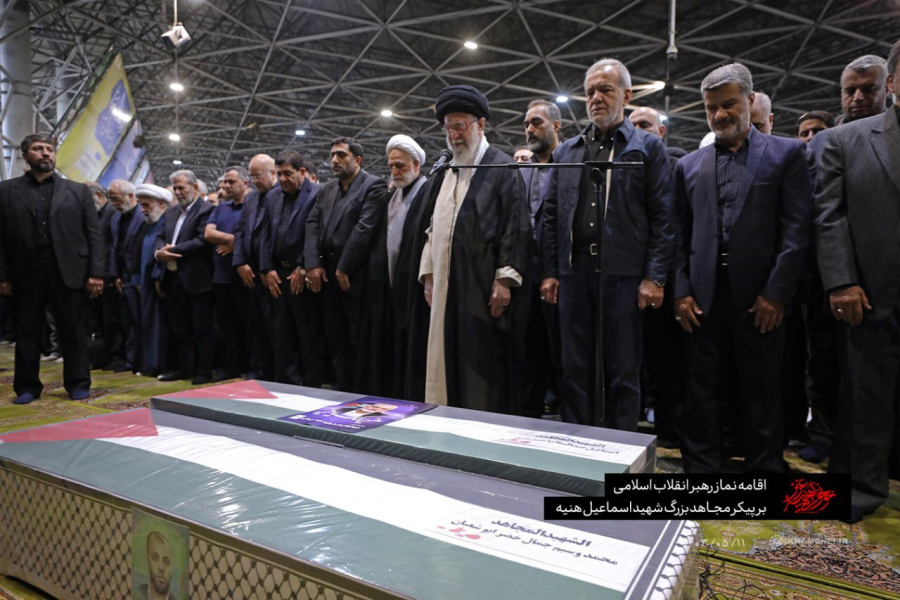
[660,114,669,122]
[168,133,181,142]
[295,129,306,136]
[464,41,478,50]
[170,82,185,92]
[556,95,569,103]
[381,109,393,117]
[172,159,183,165]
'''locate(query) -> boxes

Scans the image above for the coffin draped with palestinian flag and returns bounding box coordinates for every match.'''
[152,380,656,496]
[0,408,697,599]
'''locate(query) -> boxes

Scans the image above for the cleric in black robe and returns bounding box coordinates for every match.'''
[406,85,533,414]
[354,135,429,398]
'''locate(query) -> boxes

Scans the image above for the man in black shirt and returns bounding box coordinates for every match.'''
[0,134,105,404]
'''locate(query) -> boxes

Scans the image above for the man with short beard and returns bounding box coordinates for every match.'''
[205,165,251,382]
[409,85,532,412]
[305,138,389,392]
[87,181,121,368]
[259,151,325,387]
[356,135,428,397]
[0,134,105,404]
[673,63,813,474]
[108,179,146,374]
[136,184,173,377]
[154,170,215,385]
[521,99,562,417]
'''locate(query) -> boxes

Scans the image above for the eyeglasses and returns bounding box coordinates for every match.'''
[442,118,478,135]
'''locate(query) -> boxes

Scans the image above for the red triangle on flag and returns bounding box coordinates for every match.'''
[0,408,158,444]
[160,379,278,400]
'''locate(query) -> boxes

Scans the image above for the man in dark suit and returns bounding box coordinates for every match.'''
[814,39,900,522]
[108,179,146,374]
[87,181,120,368]
[154,169,215,385]
[522,99,562,418]
[540,59,675,430]
[305,137,389,391]
[260,151,325,387]
[0,134,105,404]
[673,63,813,474]
[233,154,278,380]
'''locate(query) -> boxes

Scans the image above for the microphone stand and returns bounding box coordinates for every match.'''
[434,159,643,427]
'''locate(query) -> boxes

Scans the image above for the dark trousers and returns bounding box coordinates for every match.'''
[13,258,90,396]
[102,280,125,365]
[682,274,786,473]
[642,291,685,445]
[321,260,362,392]
[140,278,167,374]
[214,282,250,376]
[120,285,142,372]
[163,275,214,377]
[246,282,274,380]
[269,267,327,387]
[831,308,900,512]
[558,256,643,429]
[804,276,839,447]
[522,282,562,418]
[781,304,809,444]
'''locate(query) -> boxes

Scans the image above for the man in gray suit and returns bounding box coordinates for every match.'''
[814,39,900,523]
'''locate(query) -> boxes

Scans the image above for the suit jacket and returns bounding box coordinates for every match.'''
[540,118,675,282]
[259,178,319,272]
[108,207,147,285]
[673,126,813,313]
[0,174,104,289]
[232,185,277,272]
[815,107,900,319]
[98,201,115,277]
[154,199,214,295]
[304,169,389,277]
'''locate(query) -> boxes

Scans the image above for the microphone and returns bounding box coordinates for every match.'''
[429,149,454,176]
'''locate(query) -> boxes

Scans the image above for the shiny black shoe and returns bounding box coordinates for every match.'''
[157,370,191,382]
[211,370,241,383]
[191,373,212,385]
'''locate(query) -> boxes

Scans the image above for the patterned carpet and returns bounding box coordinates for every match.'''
[1,345,899,599]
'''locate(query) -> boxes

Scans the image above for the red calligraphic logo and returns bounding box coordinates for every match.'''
[783,479,837,514]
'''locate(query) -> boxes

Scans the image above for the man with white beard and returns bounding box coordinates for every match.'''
[136,184,173,377]
[355,135,428,397]
[408,85,532,413]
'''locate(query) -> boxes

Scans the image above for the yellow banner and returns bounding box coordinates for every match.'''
[57,54,135,183]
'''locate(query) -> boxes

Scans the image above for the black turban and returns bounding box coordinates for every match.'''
[434,85,491,123]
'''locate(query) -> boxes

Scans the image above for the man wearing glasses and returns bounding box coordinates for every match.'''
[409,84,532,414]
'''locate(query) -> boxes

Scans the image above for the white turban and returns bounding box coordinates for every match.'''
[385,134,426,166]
[135,183,173,204]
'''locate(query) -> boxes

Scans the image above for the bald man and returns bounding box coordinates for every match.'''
[749,91,774,134]
[232,154,278,379]
[629,106,687,176]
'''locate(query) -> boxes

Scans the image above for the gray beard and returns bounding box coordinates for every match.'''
[526,137,548,154]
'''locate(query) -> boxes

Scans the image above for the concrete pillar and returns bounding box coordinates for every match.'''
[1,0,33,179]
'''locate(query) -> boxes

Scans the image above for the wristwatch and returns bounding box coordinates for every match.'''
[652,280,665,288]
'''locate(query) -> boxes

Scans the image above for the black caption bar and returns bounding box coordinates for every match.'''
[544,474,850,520]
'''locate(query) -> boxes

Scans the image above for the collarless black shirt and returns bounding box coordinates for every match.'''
[574,121,623,251]
[273,190,299,263]
[26,171,56,256]
[714,133,751,253]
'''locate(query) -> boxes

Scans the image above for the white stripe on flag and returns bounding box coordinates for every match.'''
[214,393,646,466]
[103,426,649,592]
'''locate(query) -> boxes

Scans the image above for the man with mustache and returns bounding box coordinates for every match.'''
[0,134,105,404]
[673,63,813,474]
[136,184,173,377]
[410,85,532,412]
[540,59,674,430]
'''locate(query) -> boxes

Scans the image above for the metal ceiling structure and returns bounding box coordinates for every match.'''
[4,0,899,183]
